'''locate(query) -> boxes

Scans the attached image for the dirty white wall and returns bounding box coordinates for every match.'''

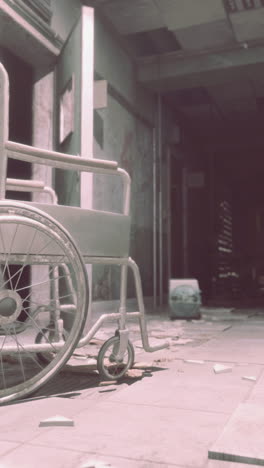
[32,0,82,195]
[50,0,81,41]
[33,2,169,301]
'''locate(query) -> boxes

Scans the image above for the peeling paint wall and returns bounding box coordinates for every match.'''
[50,0,81,41]
[93,14,156,300]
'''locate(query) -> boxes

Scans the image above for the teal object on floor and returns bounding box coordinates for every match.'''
[169,279,201,320]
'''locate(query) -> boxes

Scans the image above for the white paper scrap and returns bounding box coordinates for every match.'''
[213,364,233,374]
[39,415,74,427]
[184,359,205,364]
[80,461,111,468]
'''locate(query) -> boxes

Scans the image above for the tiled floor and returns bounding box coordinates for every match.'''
[1,306,264,468]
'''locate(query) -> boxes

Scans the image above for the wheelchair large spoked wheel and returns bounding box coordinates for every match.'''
[0,203,88,404]
[97,336,135,381]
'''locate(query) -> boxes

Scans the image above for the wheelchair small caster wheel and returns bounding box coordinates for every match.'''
[97,336,135,380]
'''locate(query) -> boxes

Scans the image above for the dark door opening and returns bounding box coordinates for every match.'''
[1,48,33,198]
[166,79,264,307]
[1,49,33,320]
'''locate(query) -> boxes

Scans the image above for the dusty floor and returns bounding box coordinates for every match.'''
[0,304,264,468]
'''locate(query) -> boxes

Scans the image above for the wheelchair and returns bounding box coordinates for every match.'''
[0,63,168,404]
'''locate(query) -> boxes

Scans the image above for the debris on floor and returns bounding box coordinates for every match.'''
[89,339,105,346]
[80,460,112,468]
[98,382,128,393]
[154,357,169,364]
[134,338,165,348]
[63,358,98,374]
[99,380,118,386]
[184,359,205,365]
[150,329,183,339]
[134,341,144,349]
[125,369,144,378]
[153,357,175,365]
[132,361,154,369]
[99,386,117,393]
[39,415,74,427]
[213,364,233,374]
[242,375,257,381]
[72,351,89,359]
[173,338,193,345]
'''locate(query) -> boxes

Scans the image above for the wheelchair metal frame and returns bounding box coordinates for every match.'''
[0,62,168,402]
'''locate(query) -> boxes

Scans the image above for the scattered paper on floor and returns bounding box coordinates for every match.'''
[184,359,205,364]
[39,415,74,427]
[213,363,233,374]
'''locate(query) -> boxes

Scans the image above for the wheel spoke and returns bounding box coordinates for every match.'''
[0,205,88,403]
[9,325,44,371]
[19,304,58,353]
[0,333,8,390]
[0,223,19,290]
[10,323,26,383]
[13,228,38,291]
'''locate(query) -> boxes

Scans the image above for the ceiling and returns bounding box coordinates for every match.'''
[89,0,264,184]
[0,1,61,67]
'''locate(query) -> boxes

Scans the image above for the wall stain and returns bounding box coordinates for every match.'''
[120,131,133,176]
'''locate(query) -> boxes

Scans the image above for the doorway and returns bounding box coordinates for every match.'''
[1,49,33,320]
[1,48,33,200]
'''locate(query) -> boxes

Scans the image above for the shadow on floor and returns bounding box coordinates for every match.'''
[15,365,168,404]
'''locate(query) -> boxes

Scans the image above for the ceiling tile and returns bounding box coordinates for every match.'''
[231,8,264,42]
[174,19,235,51]
[125,28,181,57]
[155,0,227,30]
[100,0,165,34]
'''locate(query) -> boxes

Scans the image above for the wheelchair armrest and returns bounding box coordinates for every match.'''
[6,178,45,191]
[6,178,58,204]
[5,140,118,173]
[5,140,131,214]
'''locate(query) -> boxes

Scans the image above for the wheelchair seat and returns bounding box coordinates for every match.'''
[30,203,131,258]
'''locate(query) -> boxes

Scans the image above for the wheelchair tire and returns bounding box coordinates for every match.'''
[97,335,135,381]
[0,202,88,404]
